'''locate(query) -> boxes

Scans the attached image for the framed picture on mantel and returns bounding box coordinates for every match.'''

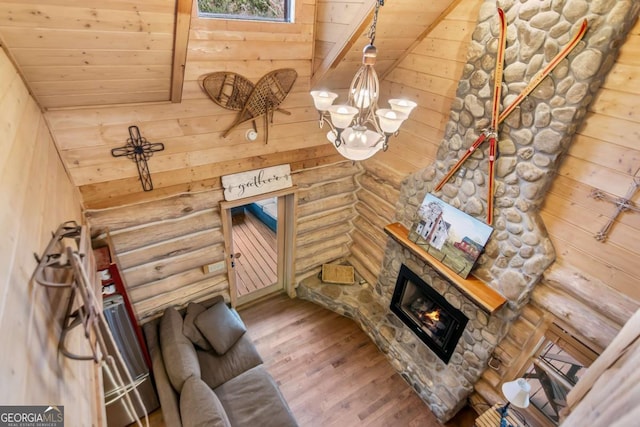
[408,194,493,279]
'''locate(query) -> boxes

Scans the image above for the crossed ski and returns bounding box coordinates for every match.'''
[435,11,588,225]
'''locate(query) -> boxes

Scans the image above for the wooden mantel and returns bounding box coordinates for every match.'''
[384,222,507,314]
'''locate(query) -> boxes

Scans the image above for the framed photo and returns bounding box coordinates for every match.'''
[408,194,493,278]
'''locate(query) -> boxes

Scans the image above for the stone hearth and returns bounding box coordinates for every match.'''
[298,255,506,421]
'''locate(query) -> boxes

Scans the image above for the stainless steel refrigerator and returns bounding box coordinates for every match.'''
[102,294,159,426]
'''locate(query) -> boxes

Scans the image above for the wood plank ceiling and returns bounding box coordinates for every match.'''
[312,0,460,91]
[0,0,176,108]
[0,0,459,110]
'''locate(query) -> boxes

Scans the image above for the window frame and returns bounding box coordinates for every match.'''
[517,323,599,426]
[196,0,294,23]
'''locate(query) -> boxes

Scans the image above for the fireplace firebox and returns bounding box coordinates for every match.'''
[390,264,468,363]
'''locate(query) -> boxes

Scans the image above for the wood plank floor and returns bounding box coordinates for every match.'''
[232,209,277,297]
[140,294,477,427]
[240,294,454,427]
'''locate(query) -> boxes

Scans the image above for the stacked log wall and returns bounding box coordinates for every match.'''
[86,190,228,322]
[472,262,639,426]
[294,161,360,279]
[85,161,361,321]
[348,162,404,285]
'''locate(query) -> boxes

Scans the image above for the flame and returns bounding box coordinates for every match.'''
[425,309,440,322]
[423,308,440,323]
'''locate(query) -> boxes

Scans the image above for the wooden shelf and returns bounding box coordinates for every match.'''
[384,222,507,314]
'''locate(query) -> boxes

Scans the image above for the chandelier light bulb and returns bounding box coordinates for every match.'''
[389,99,417,116]
[376,109,407,133]
[328,105,358,129]
[352,88,372,109]
[310,90,338,111]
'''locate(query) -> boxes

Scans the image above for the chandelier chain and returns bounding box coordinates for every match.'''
[368,0,383,45]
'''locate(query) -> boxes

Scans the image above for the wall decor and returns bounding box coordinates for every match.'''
[221,164,292,201]
[200,69,298,144]
[408,194,493,279]
[33,222,149,426]
[434,15,587,225]
[590,167,640,242]
[111,125,165,191]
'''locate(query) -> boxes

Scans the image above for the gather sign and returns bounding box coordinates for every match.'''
[221,164,292,201]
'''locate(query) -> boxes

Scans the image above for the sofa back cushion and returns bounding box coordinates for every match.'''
[194,299,247,355]
[183,302,212,351]
[180,376,231,427]
[159,306,201,393]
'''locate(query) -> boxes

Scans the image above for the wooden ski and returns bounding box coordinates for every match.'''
[434,8,507,195]
[434,17,588,224]
[498,19,588,123]
[485,7,507,225]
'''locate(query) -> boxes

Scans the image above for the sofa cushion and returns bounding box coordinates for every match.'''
[180,376,231,427]
[194,300,247,355]
[214,365,298,427]
[143,319,181,427]
[159,306,201,392]
[183,303,212,351]
[197,333,263,389]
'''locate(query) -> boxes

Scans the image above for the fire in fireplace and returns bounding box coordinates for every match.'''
[390,264,468,363]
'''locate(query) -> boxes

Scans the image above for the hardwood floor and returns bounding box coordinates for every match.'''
[141,294,478,427]
[239,294,447,427]
[232,209,278,297]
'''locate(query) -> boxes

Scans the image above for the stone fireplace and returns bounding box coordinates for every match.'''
[390,264,469,364]
[298,0,639,422]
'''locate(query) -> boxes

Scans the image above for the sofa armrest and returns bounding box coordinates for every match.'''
[143,319,182,427]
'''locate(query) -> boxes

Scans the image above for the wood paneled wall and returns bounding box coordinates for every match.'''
[312,0,369,78]
[349,0,640,421]
[44,0,335,210]
[0,48,97,424]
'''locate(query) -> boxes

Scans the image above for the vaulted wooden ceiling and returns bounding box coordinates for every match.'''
[0,0,459,109]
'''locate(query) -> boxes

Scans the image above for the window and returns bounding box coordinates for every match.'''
[197,0,293,22]
[522,324,598,425]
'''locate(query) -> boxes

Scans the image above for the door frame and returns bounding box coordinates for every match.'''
[220,186,298,307]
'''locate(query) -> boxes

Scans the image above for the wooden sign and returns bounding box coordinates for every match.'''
[222,164,292,201]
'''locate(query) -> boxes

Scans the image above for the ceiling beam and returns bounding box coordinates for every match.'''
[171,0,194,103]
[310,1,375,89]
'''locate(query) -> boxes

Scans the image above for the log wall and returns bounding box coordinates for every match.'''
[86,160,360,322]
[0,48,98,424]
[86,190,229,322]
[295,161,360,279]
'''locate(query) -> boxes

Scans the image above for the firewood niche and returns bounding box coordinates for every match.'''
[384,222,506,314]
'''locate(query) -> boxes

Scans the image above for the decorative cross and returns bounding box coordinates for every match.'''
[111,126,165,191]
[590,168,640,242]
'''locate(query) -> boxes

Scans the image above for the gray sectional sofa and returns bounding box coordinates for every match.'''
[143,296,298,427]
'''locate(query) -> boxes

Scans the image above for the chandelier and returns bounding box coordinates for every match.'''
[310,0,416,161]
